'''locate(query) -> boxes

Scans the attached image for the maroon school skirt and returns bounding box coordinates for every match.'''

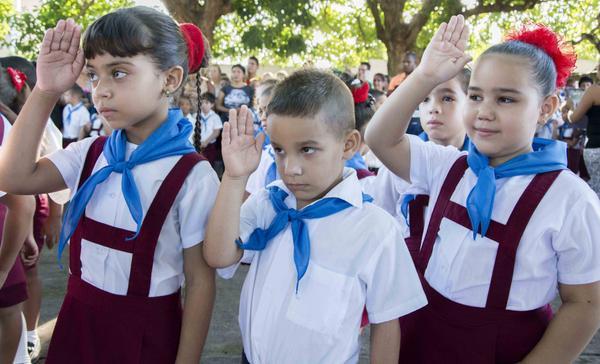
[0,204,28,307]
[46,276,183,364]
[24,195,49,270]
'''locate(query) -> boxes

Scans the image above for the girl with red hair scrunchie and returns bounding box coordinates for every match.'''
[366,16,600,363]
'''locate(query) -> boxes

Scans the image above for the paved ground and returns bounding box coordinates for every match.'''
[32,247,599,363]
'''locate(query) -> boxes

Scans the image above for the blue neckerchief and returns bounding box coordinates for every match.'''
[401,133,470,223]
[345,152,368,171]
[264,146,278,186]
[57,109,196,263]
[65,102,84,129]
[237,186,373,292]
[466,138,567,239]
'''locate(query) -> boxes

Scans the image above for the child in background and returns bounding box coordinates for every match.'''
[0,9,217,363]
[0,55,67,362]
[0,66,37,364]
[204,69,426,363]
[370,68,470,261]
[61,84,90,147]
[195,92,223,166]
[366,16,600,363]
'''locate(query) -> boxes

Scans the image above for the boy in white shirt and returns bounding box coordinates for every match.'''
[204,69,426,363]
[61,84,90,147]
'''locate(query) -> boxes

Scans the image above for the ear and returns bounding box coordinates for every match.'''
[537,93,559,125]
[342,129,361,161]
[163,65,185,95]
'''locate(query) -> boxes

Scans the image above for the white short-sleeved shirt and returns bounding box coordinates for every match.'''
[0,114,11,198]
[407,134,600,310]
[46,136,220,297]
[221,168,427,363]
[62,103,91,139]
[246,145,275,195]
[40,118,70,205]
[199,111,223,143]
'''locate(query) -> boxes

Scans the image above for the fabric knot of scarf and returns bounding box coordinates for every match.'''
[465,137,567,239]
[237,186,372,292]
[57,108,196,264]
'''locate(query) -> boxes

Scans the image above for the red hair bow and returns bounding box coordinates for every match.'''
[6,67,27,93]
[179,23,205,74]
[506,24,577,88]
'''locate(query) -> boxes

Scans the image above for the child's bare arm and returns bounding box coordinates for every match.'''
[521,281,600,363]
[0,194,35,287]
[175,243,215,363]
[204,106,264,268]
[370,319,401,363]
[0,19,84,195]
[365,15,470,182]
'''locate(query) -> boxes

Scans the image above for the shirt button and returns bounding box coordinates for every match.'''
[109,192,116,198]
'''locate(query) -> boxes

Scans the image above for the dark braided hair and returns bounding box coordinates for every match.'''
[193,74,202,152]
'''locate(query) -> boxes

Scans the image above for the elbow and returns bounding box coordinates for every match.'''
[202,241,236,269]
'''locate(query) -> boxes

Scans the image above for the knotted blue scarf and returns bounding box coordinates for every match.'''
[264,146,278,186]
[401,133,470,223]
[466,138,567,239]
[237,186,373,291]
[57,109,196,262]
[345,152,368,171]
[64,102,84,129]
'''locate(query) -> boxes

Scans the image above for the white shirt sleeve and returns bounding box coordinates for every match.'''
[359,217,427,323]
[177,161,220,249]
[79,107,91,128]
[408,134,463,195]
[246,152,271,195]
[554,190,600,285]
[45,136,98,193]
[210,114,223,132]
[370,167,402,217]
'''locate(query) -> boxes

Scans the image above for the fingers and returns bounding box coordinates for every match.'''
[40,28,53,55]
[433,22,447,43]
[244,105,254,136]
[222,121,231,146]
[72,49,85,75]
[443,16,457,42]
[449,15,464,45]
[229,109,238,139]
[457,21,470,51]
[50,19,66,51]
[238,105,248,136]
[60,19,75,52]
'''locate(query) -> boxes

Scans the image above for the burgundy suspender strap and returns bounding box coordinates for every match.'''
[70,136,108,277]
[485,170,561,309]
[408,195,430,242]
[417,156,468,273]
[0,115,5,142]
[127,152,204,296]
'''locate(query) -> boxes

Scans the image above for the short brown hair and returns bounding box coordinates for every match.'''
[268,69,354,138]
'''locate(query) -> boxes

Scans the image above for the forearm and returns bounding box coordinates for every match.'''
[0,195,35,274]
[370,319,400,363]
[523,301,600,363]
[0,87,59,193]
[204,175,246,268]
[206,130,220,145]
[175,273,215,363]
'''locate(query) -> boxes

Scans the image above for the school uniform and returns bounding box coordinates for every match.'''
[62,102,90,146]
[220,168,427,363]
[0,114,28,307]
[400,135,600,363]
[44,134,219,363]
[199,110,223,164]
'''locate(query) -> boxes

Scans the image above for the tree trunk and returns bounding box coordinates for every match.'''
[160,0,233,45]
[386,39,409,76]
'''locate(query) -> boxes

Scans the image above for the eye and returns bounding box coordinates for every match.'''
[468,94,482,102]
[273,147,284,155]
[301,147,316,154]
[87,71,98,82]
[498,96,514,104]
[422,96,430,103]
[442,96,454,102]
[113,70,127,79]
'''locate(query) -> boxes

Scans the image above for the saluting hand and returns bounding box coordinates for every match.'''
[221,105,265,179]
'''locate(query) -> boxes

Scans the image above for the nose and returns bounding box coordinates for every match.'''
[476,99,495,121]
[429,99,441,115]
[93,78,112,101]
[282,155,302,177]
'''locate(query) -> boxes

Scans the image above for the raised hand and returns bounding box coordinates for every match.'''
[418,15,471,85]
[221,105,265,179]
[36,19,85,95]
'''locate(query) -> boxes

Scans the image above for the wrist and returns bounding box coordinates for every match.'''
[32,86,63,101]
[222,173,249,185]
[410,68,444,89]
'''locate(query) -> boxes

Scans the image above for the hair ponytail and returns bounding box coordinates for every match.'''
[193,74,203,153]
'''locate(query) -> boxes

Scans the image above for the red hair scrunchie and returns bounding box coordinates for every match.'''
[6,67,27,93]
[179,23,205,75]
[506,24,577,88]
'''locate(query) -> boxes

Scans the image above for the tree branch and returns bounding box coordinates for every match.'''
[407,0,442,43]
[367,0,387,42]
[461,0,544,18]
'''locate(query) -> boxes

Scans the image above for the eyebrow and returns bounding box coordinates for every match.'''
[86,60,135,70]
[435,88,456,94]
[468,86,522,94]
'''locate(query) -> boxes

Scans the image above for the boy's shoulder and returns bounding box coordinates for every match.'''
[548,168,598,204]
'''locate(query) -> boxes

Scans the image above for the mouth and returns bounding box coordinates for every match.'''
[286,183,310,192]
[473,126,499,137]
[98,107,116,117]
[427,119,444,127]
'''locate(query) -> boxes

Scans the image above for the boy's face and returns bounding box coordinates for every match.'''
[374,94,387,111]
[419,78,466,144]
[63,90,80,105]
[464,54,558,165]
[179,98,192,115]
[268,113,359,209]
[200,99,213,113]
[258,94,272,129]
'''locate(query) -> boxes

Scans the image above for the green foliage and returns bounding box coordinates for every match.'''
[1,0,133,59]
[0,0,13,41]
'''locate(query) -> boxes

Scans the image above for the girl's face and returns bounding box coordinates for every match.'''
[258,94,272,129]
[419,78,466,144]
[464,54,558,165]
[231,67,245,83]
[179,98,192,115]
[209,65,220,80]
[373,76,384,91]
[85,53,180,142]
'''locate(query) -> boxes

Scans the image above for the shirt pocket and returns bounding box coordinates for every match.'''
[285,262,354,337]
[80,239,109,288]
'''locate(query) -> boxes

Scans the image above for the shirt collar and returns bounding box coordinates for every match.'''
[270,167,365,210]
